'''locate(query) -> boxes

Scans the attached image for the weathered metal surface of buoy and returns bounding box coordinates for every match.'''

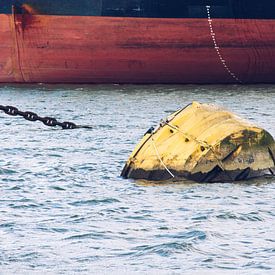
[121,102,275,183]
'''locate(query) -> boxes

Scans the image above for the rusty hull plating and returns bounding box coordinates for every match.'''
[2,10,275,83]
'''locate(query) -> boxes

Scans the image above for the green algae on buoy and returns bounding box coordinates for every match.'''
[121,102,275,183]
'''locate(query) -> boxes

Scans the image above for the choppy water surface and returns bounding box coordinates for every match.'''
[0,84,274,274]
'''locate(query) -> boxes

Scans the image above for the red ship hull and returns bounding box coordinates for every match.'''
[1,14,275,84]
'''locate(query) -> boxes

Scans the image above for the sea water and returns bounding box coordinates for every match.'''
[0,84,274,274]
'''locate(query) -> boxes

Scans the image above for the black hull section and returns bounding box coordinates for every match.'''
[2,0,275,19]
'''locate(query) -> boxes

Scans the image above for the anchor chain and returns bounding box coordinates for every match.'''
[206,5,242,84]
[0,105,91,129]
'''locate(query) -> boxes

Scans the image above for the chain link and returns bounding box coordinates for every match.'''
[0,105,91,130]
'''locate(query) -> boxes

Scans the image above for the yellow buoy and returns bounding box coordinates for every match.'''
[121,102,275,182]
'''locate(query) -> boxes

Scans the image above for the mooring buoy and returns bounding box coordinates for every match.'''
[121,102,275,183]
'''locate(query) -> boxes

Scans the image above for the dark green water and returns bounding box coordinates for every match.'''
[0,84,274,274]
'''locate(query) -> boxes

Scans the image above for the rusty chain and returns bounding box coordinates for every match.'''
[0,105,92,129]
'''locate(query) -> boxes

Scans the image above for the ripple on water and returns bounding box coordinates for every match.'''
[216,211,264,222]
[0,222,16,228]
[123,230,207,258]
[49,185,66,191]
[65,232,112,241]
[155,230,207,241]
[0,84,274,273]
[131,241,194,257]
[69,198,120,206]
[0,168,17,175]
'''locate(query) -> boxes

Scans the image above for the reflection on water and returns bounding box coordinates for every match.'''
[0,84,274,273]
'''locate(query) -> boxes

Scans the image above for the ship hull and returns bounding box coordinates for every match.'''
[1,14,275,84]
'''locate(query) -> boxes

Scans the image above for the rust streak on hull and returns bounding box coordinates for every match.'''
[1,14,275,84]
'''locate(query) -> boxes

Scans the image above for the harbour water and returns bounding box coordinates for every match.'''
[0,84,274,274]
